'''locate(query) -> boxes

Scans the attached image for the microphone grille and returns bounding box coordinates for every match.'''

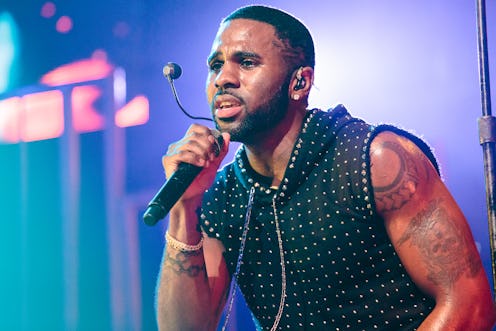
[162,62,182,80]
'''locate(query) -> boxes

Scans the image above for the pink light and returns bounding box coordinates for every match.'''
[56,16,73,34]
[41,59,114,86]
[91,49,108,62]
[71,85,105,132]
[0,97,22,143]
[22,90,64,142]
[41,2,56,19]
[0,59,149,144]
[115,95,149,128]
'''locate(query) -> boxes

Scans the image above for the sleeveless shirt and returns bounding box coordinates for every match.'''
[200,106,438,330]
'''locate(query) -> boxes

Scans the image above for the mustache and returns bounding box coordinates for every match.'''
[213,89,245,105]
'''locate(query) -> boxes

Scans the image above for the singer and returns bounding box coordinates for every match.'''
[155,5,495,330]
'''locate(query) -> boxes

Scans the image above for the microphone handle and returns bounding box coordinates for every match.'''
[142,163,203,226]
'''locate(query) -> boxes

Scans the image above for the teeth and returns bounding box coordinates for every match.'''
[220,102,233,109]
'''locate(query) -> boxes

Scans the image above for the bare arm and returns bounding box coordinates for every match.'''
[156,125,231,331]
[157,227,230,331]
[370,131,496,330]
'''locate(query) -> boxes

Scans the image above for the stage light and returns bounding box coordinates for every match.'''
[56,15,73,34]
[41,2,56,19]
[0,11,19,94]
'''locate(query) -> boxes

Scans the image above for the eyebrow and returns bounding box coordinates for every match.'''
[207,51,261,65]
[207,51,220,65]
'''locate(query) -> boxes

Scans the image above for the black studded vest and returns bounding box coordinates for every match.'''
[200,106,438,330]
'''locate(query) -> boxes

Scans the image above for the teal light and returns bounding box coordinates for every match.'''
[0,11,20,94]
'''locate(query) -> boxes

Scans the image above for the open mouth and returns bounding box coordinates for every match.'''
[215,95,243,119]
[218,100,239,109]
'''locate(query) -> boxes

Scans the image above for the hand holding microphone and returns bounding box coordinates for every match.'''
[142,63,228,226]
[143,126,229,226]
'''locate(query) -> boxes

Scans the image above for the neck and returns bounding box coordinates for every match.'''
[244,107,307,186]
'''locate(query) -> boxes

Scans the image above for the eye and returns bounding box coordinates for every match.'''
[209,60,223,73]
[240,58,257,69]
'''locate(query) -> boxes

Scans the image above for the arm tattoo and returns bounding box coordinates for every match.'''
[397,199,481,287]
[164,249,206,278]
[372,140,427,212]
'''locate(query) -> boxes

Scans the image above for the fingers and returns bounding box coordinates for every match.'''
[163,125,229,176]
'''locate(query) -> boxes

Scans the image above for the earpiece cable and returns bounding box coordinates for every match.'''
[167,76,213,122]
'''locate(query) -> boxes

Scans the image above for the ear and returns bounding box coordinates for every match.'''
[289,66,314,101]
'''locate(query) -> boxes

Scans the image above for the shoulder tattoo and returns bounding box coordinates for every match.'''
[371,140,428,213]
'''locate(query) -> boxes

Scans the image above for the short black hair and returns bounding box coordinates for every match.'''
[223,5,315,70]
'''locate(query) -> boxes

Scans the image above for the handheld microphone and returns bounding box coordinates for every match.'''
[142,62,219,226]
[142,131,224,226]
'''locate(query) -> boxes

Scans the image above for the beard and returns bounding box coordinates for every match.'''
[215,79,290,144]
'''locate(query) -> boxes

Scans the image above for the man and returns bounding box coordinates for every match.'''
[156,5,495,330]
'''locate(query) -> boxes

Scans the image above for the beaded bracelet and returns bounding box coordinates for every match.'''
[165,231,204,252]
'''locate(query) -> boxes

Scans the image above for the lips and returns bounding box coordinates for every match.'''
[214,94,243,119]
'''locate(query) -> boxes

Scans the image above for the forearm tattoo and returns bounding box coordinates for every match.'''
[397,199,481,287]
[372,140,427,212]
[164,249,206,277]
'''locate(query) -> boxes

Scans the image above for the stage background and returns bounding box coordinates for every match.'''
[0,0,495,330]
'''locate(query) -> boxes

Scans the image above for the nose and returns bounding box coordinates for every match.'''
[214,62,240,90]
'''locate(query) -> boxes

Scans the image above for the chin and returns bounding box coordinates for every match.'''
[215,117,239,130]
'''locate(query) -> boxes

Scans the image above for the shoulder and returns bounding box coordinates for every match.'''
[369,131,439,216]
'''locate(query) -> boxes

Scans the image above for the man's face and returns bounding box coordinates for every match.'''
[206,19,291,143]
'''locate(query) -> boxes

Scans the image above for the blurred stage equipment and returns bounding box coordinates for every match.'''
[0,58,148,330]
